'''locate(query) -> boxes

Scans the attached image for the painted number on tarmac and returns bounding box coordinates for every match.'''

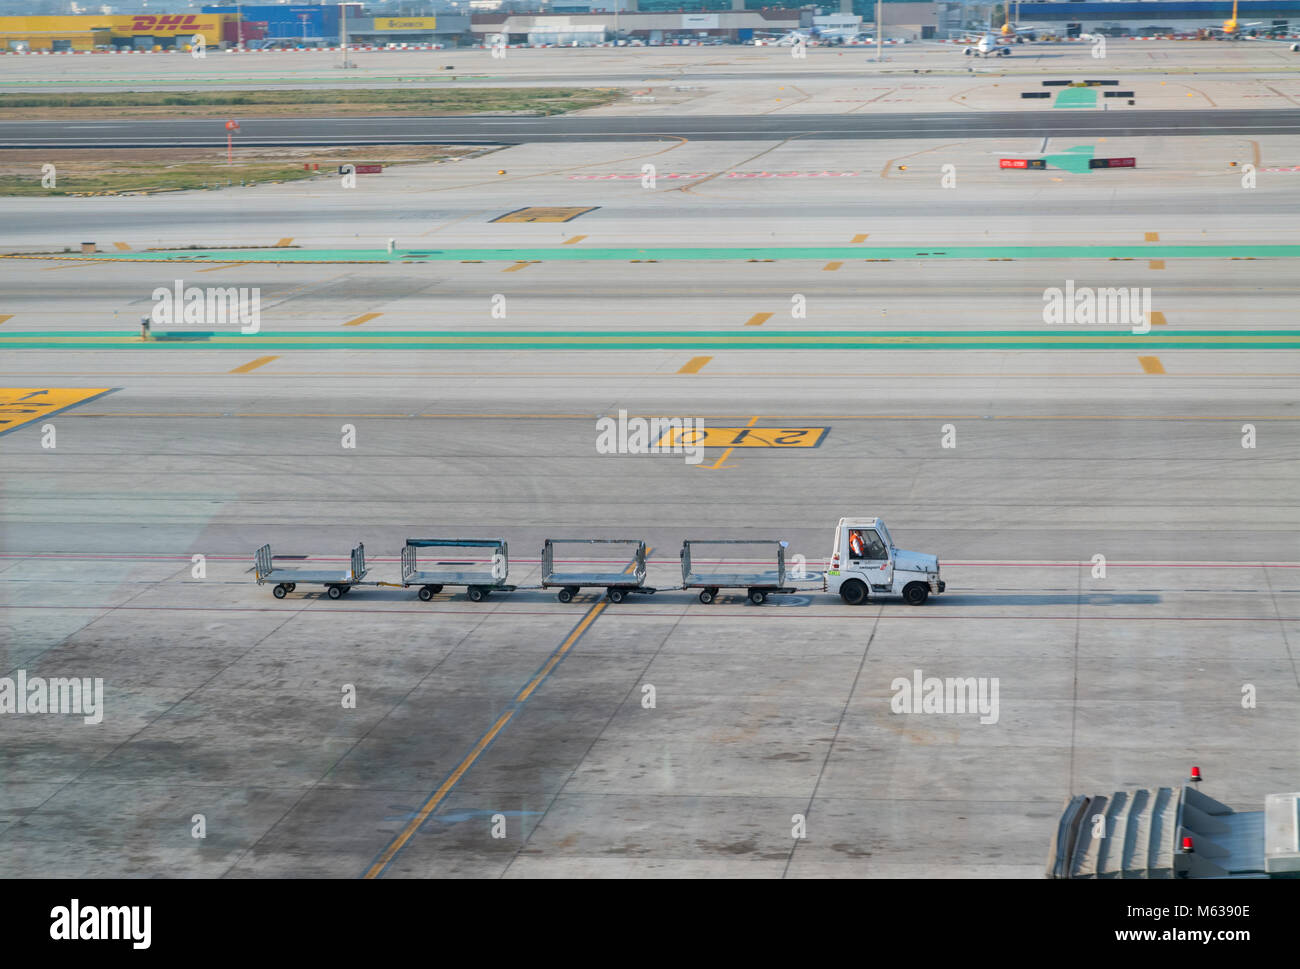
[656,426,829,448]
[491,206,600,223]
[0,387,114,437]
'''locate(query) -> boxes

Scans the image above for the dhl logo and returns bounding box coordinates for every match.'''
[128,15,215,33]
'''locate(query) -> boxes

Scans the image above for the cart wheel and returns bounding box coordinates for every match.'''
[557,587,574,603]
[839,579,868,605]
[607,588,626,603]
[418,586,434,601]
[273,584,287,599]
[468,587,487,602]
[903,582,929,606]
[428,584,443,594]
[285,583,296,592]
[698,589,715,605]
[327,585,343,599]
[748,589,768,605]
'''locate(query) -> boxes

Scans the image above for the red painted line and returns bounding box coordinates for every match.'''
[0,604,1292,621]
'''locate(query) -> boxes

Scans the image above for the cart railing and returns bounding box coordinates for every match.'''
[255,543,273,582]
[350,543,367,583]
[542,538,647,584]
[401,538,508,584]
[680,539,788,586]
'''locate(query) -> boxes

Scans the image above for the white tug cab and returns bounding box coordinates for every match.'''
[824,517,945,605]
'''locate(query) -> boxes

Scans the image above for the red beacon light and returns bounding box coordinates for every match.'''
[1181,836,1195,853]
[1189,766,1202,783]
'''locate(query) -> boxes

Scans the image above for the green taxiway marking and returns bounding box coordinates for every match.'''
[4,330,1300,351]
[1044,143,1096,173]
[8,243,1297,264]
[1054,86,1098,109]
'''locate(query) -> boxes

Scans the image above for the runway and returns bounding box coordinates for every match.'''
[10,107,1300,147]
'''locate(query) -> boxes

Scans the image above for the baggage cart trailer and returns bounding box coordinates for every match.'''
[402,538,516,602]
[541,538,655,603]
[255,543,366,599]
[681,539,793,605]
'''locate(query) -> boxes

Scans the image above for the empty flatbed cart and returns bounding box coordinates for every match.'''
[402,538,516,602]
[681,539,792,604]
[542,538,655,603]
[255,543,367,599]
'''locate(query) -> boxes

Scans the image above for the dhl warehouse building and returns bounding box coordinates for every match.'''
[0,14,237,52]
[0,10,472,52]
[6,2,1300,51]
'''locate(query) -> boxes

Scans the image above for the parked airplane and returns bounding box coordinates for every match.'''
[963,31,1013,57]
[1199,0,1292,38]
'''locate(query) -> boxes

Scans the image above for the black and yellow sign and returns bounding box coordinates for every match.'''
[375,17,437,30]
[655,426,829,449]
[0,387,114,437]
[491,207,599,224]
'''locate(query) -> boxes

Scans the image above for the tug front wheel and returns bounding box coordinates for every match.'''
[903,582,929,606]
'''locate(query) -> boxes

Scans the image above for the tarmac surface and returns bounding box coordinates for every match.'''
[1,47,1298,879]
[11,107,1300,148]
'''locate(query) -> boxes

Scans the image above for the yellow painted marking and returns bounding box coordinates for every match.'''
[1139,356,1166,374]
[659,425,829,449]
[195,262,250,273]
[697,415,760,471]
[362,542,644,879]
[823,261,843,271]
[229,356,279,374]
[112,242,131,251]
[1145,232,1159,242]
[678,356,712,374]
[562,235,587,245]
[1149,311,1167,326]
[491,206,598,223]
[744,312,773,327]
[276,238,293,247]
[851,234,869,243]
[0,387,112,435]
[0,315,11,325]
[342,312,382,327]
[502,261,537,272]
[1149,259,1165,269]
[363,604,604,877]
